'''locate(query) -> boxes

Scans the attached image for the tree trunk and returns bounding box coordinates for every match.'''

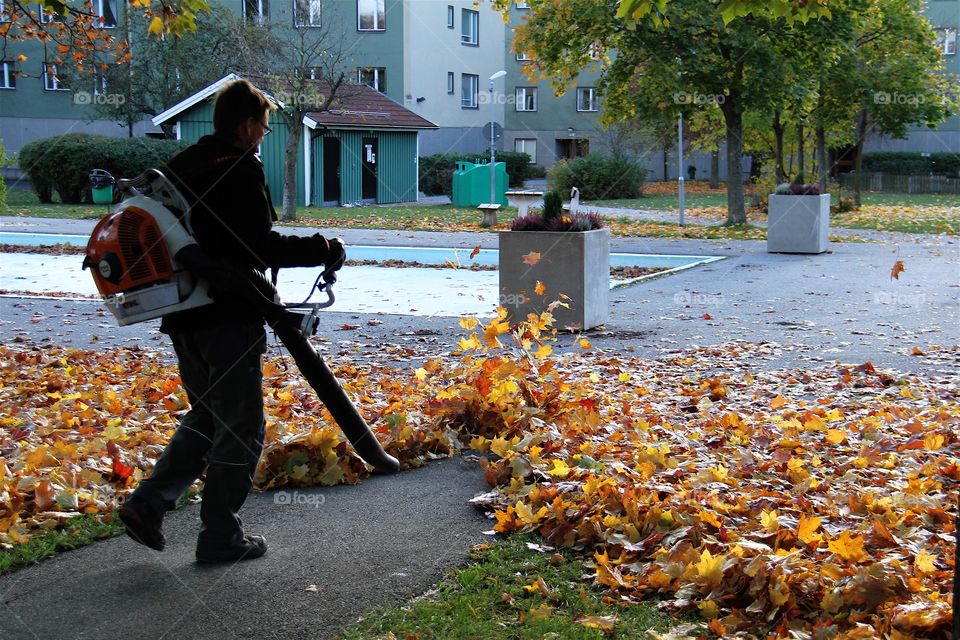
[721,100,745,225]
[663,149,669,181]
[282,114,302,222]
[709,149,720,189]
[796,123,804,181]
[816,125,828,193]
[853,109,869,208]
[772,111,786,182]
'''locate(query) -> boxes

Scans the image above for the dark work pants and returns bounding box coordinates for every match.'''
[131,322,267,548]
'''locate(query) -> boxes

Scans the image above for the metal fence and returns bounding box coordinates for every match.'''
[839,173,960,194]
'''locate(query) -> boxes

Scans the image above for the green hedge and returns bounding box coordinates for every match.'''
[18,134,189,204]
[548,154,647,201]
[419,151,532,197]
[861,152,960,176]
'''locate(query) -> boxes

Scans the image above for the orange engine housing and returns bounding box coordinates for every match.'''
[86,206,175,297]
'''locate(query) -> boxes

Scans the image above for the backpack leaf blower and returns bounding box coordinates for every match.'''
[83,168,400,474]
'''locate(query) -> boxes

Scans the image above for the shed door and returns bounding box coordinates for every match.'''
[323,137,341,205]
[362,138,378,201]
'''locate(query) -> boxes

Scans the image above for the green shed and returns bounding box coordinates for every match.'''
[152,74,437,207]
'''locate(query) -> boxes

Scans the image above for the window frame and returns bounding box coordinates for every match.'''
[460,8,478,46]
[515,86,537,112]
[447,71,454,94]
[294,0,323,27]
[38,2,62,23]
[43,62,67,91]
[1,0,11,22]
[942,27,957,55]
[94,0,117,28]
[577,87,598,112]
[357,0,385,32]
[514,138,537,164]
[243,0,269,23]
[515,1,530,8]
[461,73,479,109]
[357,66,386,92]
[446,4,453,28]
[0,60,16,89]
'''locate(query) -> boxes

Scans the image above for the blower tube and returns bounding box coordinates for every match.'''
[175,246,400,474]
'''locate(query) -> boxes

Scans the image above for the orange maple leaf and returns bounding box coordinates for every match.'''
[890,260,905,280]
[522,251,541,266]
[534,280,545,296]
[470,245,481,259]
[827,530,869,563]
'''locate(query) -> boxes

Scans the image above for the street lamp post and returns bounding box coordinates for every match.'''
[678,111,685,227]
[489,70,506,205]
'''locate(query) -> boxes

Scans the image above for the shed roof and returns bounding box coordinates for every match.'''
[152,73,437,131]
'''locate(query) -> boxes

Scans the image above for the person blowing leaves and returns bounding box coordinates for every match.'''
[118,79,346,563]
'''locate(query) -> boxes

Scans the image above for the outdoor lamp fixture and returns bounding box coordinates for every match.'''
[489,70,507,205]
[567,126,575,138]
[416,96,426,103]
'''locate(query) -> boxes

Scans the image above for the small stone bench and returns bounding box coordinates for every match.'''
[505,190,544,218]
[478,203,502,228]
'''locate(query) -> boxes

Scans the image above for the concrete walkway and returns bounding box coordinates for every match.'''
[0,214,958,639]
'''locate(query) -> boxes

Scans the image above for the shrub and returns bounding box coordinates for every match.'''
[930,152,960,177]
[18,134,188,204]
[542,189,562,221]
[548,154,646,201]
[419,151,532,197]
[861,152,931,175]
[509,211,603,232]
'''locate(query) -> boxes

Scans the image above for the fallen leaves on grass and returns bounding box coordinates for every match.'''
[833,205,959,235]
[1,313,957,638]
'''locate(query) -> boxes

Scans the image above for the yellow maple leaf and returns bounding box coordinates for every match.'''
[548,458,572,477]
[534,344,552,359]
[696,548,725,587]
[797,515,822,546]
[414,367,428,382]
[579,338,592,349]
[914,548,936,573]
[459,316,479,330]
[827,530,869,563]
[147,16,164,35]
[699,510,722,528]
[577,615,616,632]
[698,600,719,619]
[923,433,944,451]
[825,428,846,445]
[490,436,517,458]
[458,334,481,351]
[760,509,780,532]
[618,372,631,382]
[534,280,545,296]
[522,251,541,266]
[770,394,786,409]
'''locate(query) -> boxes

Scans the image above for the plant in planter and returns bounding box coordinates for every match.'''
[499,189,610,330]
[767,181,831,254]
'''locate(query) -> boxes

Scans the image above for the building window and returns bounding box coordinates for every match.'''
[0,61,15,89]
[577,87,597,112]
[95,0,117,27]
[447,71,454,94]
[0,0,8,22]
[461,73,478,108]
[514,138,537,163]
[39,2,62,23]
[357,66,386,92]
[244,0,268,22]
[93,71,108,96]
[515,1,530,7]
[515,86,537,111]
[515,50,531,61]
[357,0,385,31]
[43,63,67,91]
[936,28,957,55]
[446,4,453,28]
[295,0,322,27]
[461,8,478,46]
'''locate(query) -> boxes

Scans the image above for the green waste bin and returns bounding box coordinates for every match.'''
[90,169,115,204]
[452,160,508,207]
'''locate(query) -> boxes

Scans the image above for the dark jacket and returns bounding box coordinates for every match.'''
[159,134,335,334]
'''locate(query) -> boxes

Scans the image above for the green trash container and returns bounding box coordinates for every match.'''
[452,160,508,207]
[90,169,115,204]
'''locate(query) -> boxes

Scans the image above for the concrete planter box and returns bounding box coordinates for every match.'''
[498,228,610,330]
[767,194,831,254]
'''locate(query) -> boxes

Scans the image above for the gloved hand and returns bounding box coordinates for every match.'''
[324,237,346,279]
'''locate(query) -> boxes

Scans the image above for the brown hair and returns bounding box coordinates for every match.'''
[212,79,276,138]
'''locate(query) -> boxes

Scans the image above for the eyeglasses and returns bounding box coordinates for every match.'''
[260,120,273,136]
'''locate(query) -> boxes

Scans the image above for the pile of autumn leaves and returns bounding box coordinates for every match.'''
[0,311,957,638]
